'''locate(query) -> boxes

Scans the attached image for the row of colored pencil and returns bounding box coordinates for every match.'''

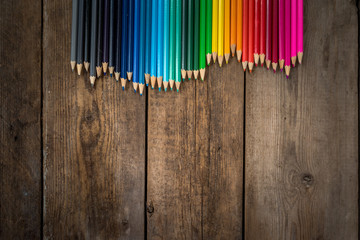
[70,0,303,94]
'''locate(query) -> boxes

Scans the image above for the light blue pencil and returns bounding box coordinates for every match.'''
[163,0,170,91]
[133,0,140,92]
[139,0,146,95]
[145,0,151,86]
[150,0,158,89]
[157,0,164,91]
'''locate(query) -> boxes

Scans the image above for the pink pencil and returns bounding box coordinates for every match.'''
[254,0,260,66]
[297,0,303,64]
[279,0,285,71]
[285,0,290,78]
[265,0,272,69]
[291,0,297,67]
[271,0,278,72]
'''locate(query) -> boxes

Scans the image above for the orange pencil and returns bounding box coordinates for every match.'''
[236,0,242,62]
[224,0,231,63]
[230,0,237,56]
[242,0,248,71]
[248,0,254,72]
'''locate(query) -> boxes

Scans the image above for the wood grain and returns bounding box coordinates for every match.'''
[43,1,146,239]
[0,0,42,239]
[147,59,244,239]
[244,0,358,239]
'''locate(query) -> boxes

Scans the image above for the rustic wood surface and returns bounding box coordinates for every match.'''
[0,0,358,239]
[42,0,145,239]
[147,61,244,239]
[0,0,42,239]
[244,0,359,239]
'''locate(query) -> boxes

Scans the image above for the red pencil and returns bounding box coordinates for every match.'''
[272,0,278,72]
[254,0,260,66]
[242,0,249,71]
[260,0,266,66]
[248,0,254,72]
[265,0,272,69]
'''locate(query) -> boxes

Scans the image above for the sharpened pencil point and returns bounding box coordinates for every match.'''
[140,93,143,96]
[165,88,167,92]
[250,70,252,73]
[261,64,263,67]
[152,86,154,89]
[122,86,125,91]
[146,84,149,87]
[171,88,173,91]
[110,73,113,77]
[273,70,276,73]
[104,72,106,76]
[281,69,283,72]
[255,64,258,67]
[177,89,179,92]
[286,76,289,79]
[159,88,161,92]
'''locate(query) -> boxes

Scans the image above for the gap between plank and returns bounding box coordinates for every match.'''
[241,69,246,240]
[40,0,44,239]
[144,86,149,239]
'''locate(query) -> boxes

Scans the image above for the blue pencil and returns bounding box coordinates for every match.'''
[133,0,140,92]
[157,0,164,91]
[114,0,122,81]
[120,0,128,90]
[144,0,151,86]
[139,0,146,95]
[127,0,134,81]
[150,0,158,89]
[163,0,170,91]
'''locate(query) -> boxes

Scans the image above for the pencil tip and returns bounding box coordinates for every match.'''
[140,93,143,96]
[152,86,154,89]
[110,73,112,77]
[261,64,263,67]
[146,84,149,87]
[122,86,125,91]
[250,70,252,73]
[104,72,106,76]
[267,67,269,70]
[255,64,258,67]
[286,75,289,79]
[134,90,136,93]
[273,70,276,73]
[159,88,161,92]
[281,69,283,72]
[177,89,179,92]
[226,61,228,64]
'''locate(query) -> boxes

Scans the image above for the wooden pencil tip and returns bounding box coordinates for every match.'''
[84,62,90,72]
[76,64,82,76]
[71,61,76,71]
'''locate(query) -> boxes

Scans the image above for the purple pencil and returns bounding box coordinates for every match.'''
[297,0,303,64]
[272,0,278,72]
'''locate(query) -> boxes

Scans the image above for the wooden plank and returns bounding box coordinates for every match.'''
[147,60,244,239]
[244,1,358,239]
[43,1,145,239]
[0,0,42,239]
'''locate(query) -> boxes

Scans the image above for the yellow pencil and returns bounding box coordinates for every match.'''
[218,0,224,67]
[224,0,230,64]
[212,0,219,63]
[236,0,243,62]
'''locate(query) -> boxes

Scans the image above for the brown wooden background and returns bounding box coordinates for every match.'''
[0,0,358,239]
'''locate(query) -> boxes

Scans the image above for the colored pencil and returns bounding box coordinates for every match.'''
[145,0,151,86]
[285,0,290,78]
[120,0,128,89]
[83,0,91,72]
[230,0,237,57]
[157,0,164,89]
[150,0,158,89]
[194,0,200,79]
[187,0,194,79]
[70,0,79,71]
[108,0,115,76]
[175,0,182,91]
[218,0,224,67]
[102,0,110,75]
[248,0,254,72]
[265,0,272,69]
[133,0,140,92]
[212,0,218,62]
[199,0,206,80]
[259,0,266,65]
[254,0,260,66]
[115,0,122,82]
[96,0,103,77]
[163,0,170,90]
[76,0,85,75]
[272,0,278,71]
[297,0,303,64]
[181,0,188,80]
[242,0,248,70]
[89,0,98,86]
[127,0,134,81]
[139,0,146,95]
[206,0,212,65]
[279,0,285,70]
[169,0,176,90]
[236,0,242,62]
[224,0,230,64]
[291,0,296,66]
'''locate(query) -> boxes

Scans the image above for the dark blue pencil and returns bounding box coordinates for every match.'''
[127,0,134,81]
[96,0,103,77]
[102,0,110,75]
[120,0,128,89]
[83,0,91,72]
[133,0,140,92]
[89,0,98,86]
[144,0,151,86]
[108,0,116,76]
[76,0,85,75]
[114,0,122,81]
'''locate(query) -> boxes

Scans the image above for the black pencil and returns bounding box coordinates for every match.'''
[114,0,122,81]
[89,0,98,86]
[76,0,85,75]
[70,0,79,71]
[96,0,104,77]
[83,0,91,72]
[108,0,116,76]
[102,0,110,75]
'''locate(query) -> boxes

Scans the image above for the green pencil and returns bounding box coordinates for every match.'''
[187,0,194,80]
[206,0,212,66]
[199,0,206,80]
[175,0,182,91]
[193,0,200,80]
[169,0,176,90]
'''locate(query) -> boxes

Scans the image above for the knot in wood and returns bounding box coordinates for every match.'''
[301,173,314,187]
[147,202,154,214]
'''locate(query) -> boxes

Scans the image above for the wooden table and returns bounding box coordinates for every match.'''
[0,0,358,239]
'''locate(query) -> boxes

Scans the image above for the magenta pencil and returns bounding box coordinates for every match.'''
[297,0,303,64]
[291,0,296,66]
[271,0,278,72]
[285,0,290,78]
[265,0,272,69]
[279,0,285,71]
[254,0,260,66]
